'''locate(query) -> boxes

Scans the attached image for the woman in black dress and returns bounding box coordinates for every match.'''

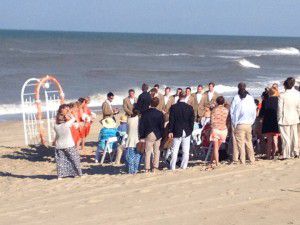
[259,87,280,159]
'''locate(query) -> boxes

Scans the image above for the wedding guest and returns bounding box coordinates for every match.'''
[54,104,82,179]
[210,96,229,167]
[162,87,173,122]
[68,102,81,148]
[125,109,142,174]
[82,96,94,137]
[198,82,219,122]
[102,92,119,119]
[154,84,164,111]
[139,97,164,172]
[164,88,182,123]
[114,115,128,165]
[259,87,280,159]
[123,89,137,116]
[136,83,152,114]
[168,91,195,170]
[230,83,256,164]
[272,83,280,96]
[78,97,94,151]
[78,97,88,151]
[185,87,195,106]
[173,88,182,104]
[95,117,118,163]
[192,84,203,121]
[277,77,300,159]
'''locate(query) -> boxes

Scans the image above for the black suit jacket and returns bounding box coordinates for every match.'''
[136,91,152,113]
[169,101,195,138]
[139,108,164,139]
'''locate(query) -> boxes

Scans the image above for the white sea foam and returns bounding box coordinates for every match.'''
[219,47,300,57]
[237,59,261,69]
[0,84,237,117]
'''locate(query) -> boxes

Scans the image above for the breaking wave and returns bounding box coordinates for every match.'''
[237,59,261,69]
[219,47,300,57]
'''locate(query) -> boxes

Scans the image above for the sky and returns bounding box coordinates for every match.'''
[0,0,300,37]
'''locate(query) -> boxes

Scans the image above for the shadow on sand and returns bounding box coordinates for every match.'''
[1,145,55,162]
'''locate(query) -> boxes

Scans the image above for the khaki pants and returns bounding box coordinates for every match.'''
[145,132,161,170]
[279,124,299,159]
[114,144,124,164]
[234,124,255,164]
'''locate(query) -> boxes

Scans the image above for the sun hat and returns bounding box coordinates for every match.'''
[120,115,128,123]
[101,117,117,128]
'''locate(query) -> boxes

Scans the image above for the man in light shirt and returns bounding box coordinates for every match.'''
[277,77,300,159]
[173,88,182,104]
[102,92,119,119]
[163,87,171,107]
[154,84,164,111]
[230,83,256,164]
[197,82,219,122]
[162,87,172,122]
[192,84,203,121]
[185,87,195,106]
[123,89,137,116]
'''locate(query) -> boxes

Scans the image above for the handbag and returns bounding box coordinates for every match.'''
[136,141,146,153]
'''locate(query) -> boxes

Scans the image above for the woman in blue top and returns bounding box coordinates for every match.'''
[95,117,118,163]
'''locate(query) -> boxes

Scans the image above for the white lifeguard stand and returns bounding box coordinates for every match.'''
[21,75,64,146]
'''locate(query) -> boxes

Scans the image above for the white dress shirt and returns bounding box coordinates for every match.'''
[174,96,179,103]
[230,94,257,128]
[185,95,190,103]
[164,95,170,106]
[208,91,214,101]
[196,93,203,103]
[129,97,135,105]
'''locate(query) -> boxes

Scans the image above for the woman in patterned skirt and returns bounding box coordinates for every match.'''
[54,104,82,179]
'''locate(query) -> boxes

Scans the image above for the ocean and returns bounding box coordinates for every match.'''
[0,29,300,121]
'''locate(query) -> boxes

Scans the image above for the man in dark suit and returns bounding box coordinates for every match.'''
[168,91,195,170]
[136,83,152,114]
[139,97,164,172]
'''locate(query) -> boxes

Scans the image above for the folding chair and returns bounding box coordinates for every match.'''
[100,137,118,165]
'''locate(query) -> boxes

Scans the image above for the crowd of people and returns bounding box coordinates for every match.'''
[53,77,300,179]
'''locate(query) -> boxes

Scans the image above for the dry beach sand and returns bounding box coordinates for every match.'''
[0,116,299,225]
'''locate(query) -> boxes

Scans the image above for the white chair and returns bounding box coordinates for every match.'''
[100,137,118,165]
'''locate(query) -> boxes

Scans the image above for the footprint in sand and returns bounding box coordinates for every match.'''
[226,190,235,196]
[38,209,50,214]
[86,198,103,204]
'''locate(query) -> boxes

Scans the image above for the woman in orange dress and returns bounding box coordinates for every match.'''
[82,97,93,137]
[68,102,81,148]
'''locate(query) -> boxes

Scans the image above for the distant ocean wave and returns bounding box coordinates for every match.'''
[110,52,205,57]
[218,47,300,57]
[237,59,261,69]
[8,48,83,55]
